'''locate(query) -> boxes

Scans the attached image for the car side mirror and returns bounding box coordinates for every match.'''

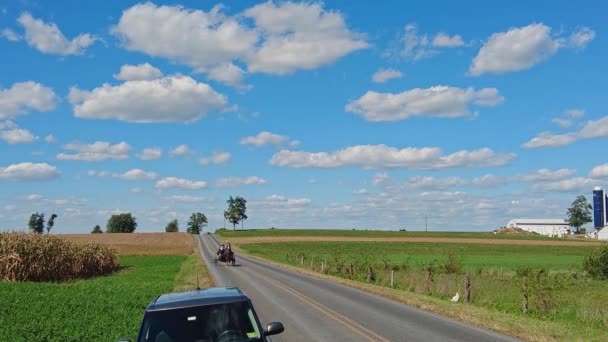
[264,321,284,336]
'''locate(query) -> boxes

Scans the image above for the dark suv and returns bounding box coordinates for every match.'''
[128,287,284,342]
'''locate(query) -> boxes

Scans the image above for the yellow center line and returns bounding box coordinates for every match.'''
[246,266,389,342]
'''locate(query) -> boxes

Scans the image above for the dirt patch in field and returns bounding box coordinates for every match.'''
[224,236,601,246]
[59,232,194,255]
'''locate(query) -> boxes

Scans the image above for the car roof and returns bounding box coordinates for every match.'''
[147,287,250,311]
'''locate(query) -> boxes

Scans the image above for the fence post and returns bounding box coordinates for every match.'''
[391,270,394,288]
[300,255,304,266]
[464,273,471,303]
[349,263,354,279]
[424,270,431,293]
[366,266,373,282]
[522,279,529,314]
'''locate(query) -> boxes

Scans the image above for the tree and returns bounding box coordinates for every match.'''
[46,214,58,234]
[28,212,44,234]
[566,195,592,233]
[224,196,240,231]
[187,212,207,234]
[106,213,137,233]
[91,225,103,234]
[165,219,179,233]
[235,196,248,230]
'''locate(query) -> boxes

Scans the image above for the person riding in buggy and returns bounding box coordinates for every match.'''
[215,243,236,266]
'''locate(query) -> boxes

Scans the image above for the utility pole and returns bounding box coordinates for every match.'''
[425,215,428,232]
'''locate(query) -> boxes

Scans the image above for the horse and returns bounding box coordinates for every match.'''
[215,249,236,266]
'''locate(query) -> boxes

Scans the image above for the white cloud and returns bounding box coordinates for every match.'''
[44,134,56,144]
[114,63,162,81]
[215,176,266,187]
[208,63,250,89]
[346,86,503,122]
[472,174,505,187]
[244,1,368,75]
[522,132,577,148]
[164,195,208,203]
[16,12,97,55]
[371,68,403,83]
[516,168,576,182]
[532,177,596,193]
[0,162,59,181]
[0,81,57,120]
[353,188,368,195]
[432,32,465,47]
[169,144,193,157]
[240,131,295,147]
[0,128,36,144]
[566,109,584,118]
[372,172,391,187]
[131,188,142,193]
[137,147,162,160]
[552,118,573,128]
[57,141,131,161]
[551,109,584,128]
[250,194,312,213]
[270,145,515,169]
[469,23,594,76]
[590,163,608,178]
[22,194,43,201]
[199,150,231,165]
[395,24,464,60]
[113,2,366,78]
[115,169,157,181]
[404,176,466,190]
[568,27,595,49]
[69,75,228,123]
[1,28,21,41]
[155,177,207,190]
[524,116,608,148]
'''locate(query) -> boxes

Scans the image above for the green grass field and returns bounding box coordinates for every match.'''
[0,255,186,342]
[217,228,594,241]
[239,241,595,271]
[238,241,608,339]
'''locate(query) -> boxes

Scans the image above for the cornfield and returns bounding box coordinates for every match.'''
[0,232,120,282]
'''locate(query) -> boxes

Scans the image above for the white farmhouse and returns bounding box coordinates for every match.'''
[506,219,570,237]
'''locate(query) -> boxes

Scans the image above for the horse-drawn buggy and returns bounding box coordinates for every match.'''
[214,244,236,266]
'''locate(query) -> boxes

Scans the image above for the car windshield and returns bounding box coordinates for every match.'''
[138,301,263,342]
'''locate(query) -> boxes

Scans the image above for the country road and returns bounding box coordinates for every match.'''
[198,234,519,342]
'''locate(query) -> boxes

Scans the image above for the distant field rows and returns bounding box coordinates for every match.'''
[222,236,600,246]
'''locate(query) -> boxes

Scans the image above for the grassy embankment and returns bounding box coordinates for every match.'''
[0,233,211,341]
[222,229,606,341]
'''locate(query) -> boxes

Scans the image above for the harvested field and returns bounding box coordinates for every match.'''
[59,232,194,255]
[224,236,601,246]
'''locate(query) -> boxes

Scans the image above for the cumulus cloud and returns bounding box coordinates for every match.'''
[0,162,59,181]
[551,109,584,128]
[137,147,162,160]
[155,177,207,190]
[270,145,515,169]
[590,163,608,178]
[69,75,228,123]
[16,12,97,55]
[0,127,36,144]
[112,2,366,81]
[568,27,595,49]
[404,176,466,190]
[471,174,505,187]
[371,68,403,83]
[524,115,608,148]
[394,24,465,61]
[111,169,157,181]
[44,134,56,144]
[1,28,21,41]
[240,131,298,147]
[352,188,368,195]
[250,194,312,213]
[57,141,131,161]
[243,1,368,74]
[516,168,576,182]
[372,172,391,187]
[346,86,503,122]
[215,176,266,187]
[114,63,162,81]
[551,118,573,129]
[164,195,209,203]
[469,23,595,76]
[169,144,193,157]
[565,109,585,118]
[531,177,596,193]
[0,81,57,120]
[199,151,231,165]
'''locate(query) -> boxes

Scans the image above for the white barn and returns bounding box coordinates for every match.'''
[506,219,570,237]
[599,227,608,240]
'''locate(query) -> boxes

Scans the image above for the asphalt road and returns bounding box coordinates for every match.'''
[198,234,518,342]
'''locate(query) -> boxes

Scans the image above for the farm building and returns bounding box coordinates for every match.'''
[506,219,570,237]
[599,227,608,240]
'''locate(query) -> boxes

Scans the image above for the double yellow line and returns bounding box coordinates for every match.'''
[247,267,389,342]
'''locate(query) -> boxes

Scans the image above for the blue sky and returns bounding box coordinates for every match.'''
[1,0,607,233]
